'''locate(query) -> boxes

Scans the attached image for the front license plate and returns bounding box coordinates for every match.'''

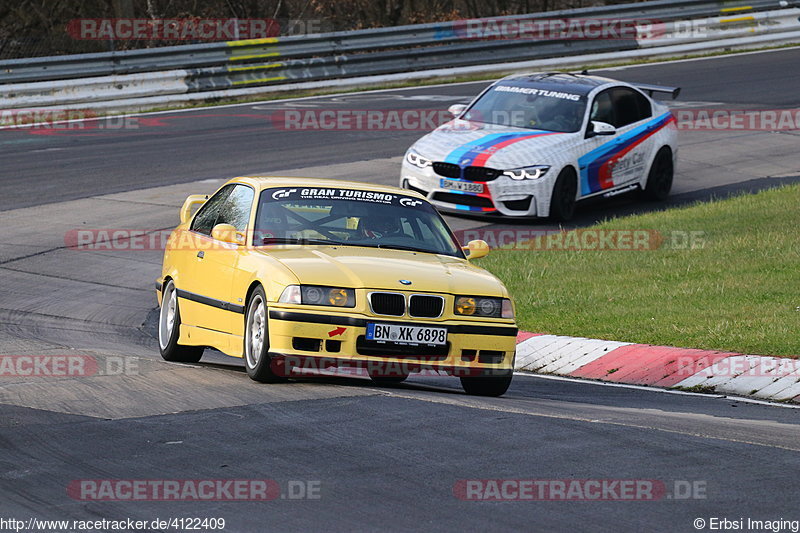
[439,179,484,194]
[366,323,447,346]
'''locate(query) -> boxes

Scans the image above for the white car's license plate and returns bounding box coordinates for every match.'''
[366,323,447,346]
[439,179,484,194]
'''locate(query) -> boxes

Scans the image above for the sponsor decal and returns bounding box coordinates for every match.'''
[578,112,675,195]
[268,187,427,207]
[494,85,582,101]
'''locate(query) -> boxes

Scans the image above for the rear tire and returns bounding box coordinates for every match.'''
[158,280,204,363]
[549,167,578,221]
[642,147,673,201]
[244,286,286,383]
[460,372,513,397]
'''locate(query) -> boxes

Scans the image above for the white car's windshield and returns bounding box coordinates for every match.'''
[464,83,588,133]
[254,188,464,257]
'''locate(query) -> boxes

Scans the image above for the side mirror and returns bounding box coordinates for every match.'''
[448,104,467,117]
[211,223,243,245]
[462,239,490,259]
[180,194,208,224]
[588,121,616,137]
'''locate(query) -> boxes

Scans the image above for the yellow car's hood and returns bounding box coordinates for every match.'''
[255,246,508,296]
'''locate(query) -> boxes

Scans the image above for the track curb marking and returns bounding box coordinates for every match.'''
[515,332,800,403]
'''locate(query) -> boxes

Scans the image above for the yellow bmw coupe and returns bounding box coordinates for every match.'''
[156,177,517,396]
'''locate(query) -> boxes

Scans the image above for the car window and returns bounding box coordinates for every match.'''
[632,89,652,120]
[215,185,255,232]
[589,90,615,126]
[253,188,463,257]
[190,185,234,235]
[611,87,651,128]
[191,184,254,235]
[464,83,587,133]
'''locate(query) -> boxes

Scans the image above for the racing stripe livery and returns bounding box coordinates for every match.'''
[444,131,558,168]
[578,112,676,196]
[401,72,679,219]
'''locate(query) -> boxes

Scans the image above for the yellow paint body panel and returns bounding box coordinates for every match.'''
[158,177,517,372]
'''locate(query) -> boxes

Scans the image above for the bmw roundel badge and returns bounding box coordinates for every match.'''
[399,280,412,285]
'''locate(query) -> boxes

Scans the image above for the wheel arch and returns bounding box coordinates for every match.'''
[540,164,579,219]
[644,144,674,185]
[244,280,265,310]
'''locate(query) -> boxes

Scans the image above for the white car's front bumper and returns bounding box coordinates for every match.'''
[401,162,559,218]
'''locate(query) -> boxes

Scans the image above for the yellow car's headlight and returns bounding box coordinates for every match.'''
[279,285,355,308]
[455,296,477,315]
[455,296,514,318]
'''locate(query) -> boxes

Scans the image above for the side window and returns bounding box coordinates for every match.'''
[215,185,255,232]
[611,88,651,128]
[634,90,652,120]
[190,185,235,236]
[589,90,614,126]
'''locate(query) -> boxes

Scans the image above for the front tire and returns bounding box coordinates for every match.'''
[642,147,673,201]
[460,372,513,397]
[244,286,285,383]
[549,167,578,221]
[158,280,204,363]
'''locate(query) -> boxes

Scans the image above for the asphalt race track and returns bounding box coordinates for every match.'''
[0,48,799,532]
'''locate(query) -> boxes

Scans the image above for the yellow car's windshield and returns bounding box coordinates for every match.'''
[254,187,464,258]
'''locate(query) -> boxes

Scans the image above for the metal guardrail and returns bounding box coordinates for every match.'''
[0,0,798,108]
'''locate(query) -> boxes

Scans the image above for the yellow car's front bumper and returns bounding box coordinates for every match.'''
[266,307,517,376]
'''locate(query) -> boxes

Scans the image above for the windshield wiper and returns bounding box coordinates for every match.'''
[261,237,347,246]
[373,243,431,253]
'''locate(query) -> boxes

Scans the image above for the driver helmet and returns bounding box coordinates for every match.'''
[359,215,402,239]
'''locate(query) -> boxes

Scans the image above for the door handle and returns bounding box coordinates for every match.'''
[197,251,204,259]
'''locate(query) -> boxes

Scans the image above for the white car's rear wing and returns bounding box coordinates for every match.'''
[635,83,681,99]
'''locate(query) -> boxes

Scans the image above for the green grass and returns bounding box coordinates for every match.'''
[480,185,800,357]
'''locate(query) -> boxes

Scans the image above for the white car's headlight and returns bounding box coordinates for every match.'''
[406,150,433,169]
[279,285,355,308]
[502,166,550,181]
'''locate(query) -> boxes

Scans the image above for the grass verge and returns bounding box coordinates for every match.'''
[480,184,800,357]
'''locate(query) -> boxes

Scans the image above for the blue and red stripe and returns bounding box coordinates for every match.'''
[578,112,675,196]
[440,130,559,211]
[444,131,556,168]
